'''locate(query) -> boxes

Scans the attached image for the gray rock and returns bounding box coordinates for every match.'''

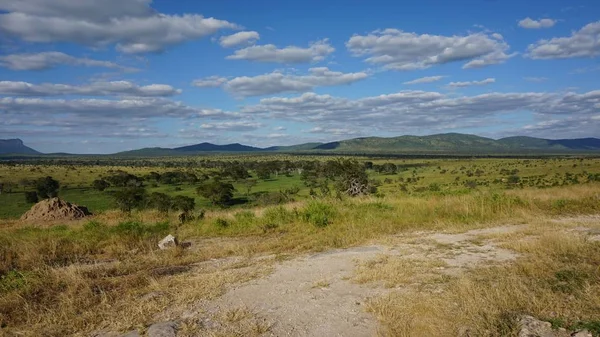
[571,330,593,337]
[518,315,571,337]
[147,321,178,337]
[518,315,556,337]
[158,234,178,250]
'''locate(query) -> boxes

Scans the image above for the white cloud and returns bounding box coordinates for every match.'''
[0,51,137,71]
[223,67,368,97]
[219,31,260,48]
[346,28,514,70]
[226,39,334,63]
[0,0,238,53]
[518,17,557,29]
[239,90,555,135]
[404,76,445,85]
[200,121,263,131]
[526,21,600,59]
[447,78,496,88]
[191,76,229,88]
[0,81,181,97]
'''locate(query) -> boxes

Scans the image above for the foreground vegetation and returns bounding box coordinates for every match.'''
[0,155,599,336]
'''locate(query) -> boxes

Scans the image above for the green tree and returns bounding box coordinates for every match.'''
[92,179,110,191]
[171,195,196,213]
[196,181,235,207]
[35,176,60,199]
[113,187,147,213]
[147,192,172,214]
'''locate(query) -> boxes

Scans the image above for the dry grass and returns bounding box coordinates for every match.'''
[1,183,599,335]
[364,229,600,337]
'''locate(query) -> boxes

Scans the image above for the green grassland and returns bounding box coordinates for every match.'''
[0,155,599,219]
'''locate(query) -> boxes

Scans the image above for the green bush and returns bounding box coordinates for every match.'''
[214,218,230,228]
[234,210,255,225]
[302,201,336,227]
[263,206,296,224]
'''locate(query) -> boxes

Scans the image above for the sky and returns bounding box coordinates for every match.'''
[0,0,599,154]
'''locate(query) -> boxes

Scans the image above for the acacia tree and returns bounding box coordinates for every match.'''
[171,195,195,214]
[113,187,147,213]
[147,192,172,214]
[196,181,235,207]
[35,176,60,199]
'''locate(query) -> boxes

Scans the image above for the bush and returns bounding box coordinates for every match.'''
[263,206,297,224]
[92,179,110,191]
[24,191,38,204]
[302,201,336,227]
[214,218,230,228]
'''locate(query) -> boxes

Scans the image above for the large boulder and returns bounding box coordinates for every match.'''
[20,197,92,221]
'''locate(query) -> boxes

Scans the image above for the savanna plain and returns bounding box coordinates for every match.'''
[1,155,599,337]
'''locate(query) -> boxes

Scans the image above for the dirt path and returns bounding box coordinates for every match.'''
[189,224,527,337]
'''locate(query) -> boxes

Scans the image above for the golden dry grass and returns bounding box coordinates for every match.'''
[364,227,600,337]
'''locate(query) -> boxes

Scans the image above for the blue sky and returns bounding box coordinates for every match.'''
[0,0,599,153]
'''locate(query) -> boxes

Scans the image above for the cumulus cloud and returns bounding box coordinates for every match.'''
[526,21,600,59]
[0,81,181,97]
[191,76,229,88]
[0,52,137,71]
[223,67,368,97]
[346,28,514,70]
[239,90,558,136]
[447,78,496,88]
[518,17,557,29]
[219,31,260,48]
[0,0,238,53]
[226,39,334,63]
[403,76,445,85]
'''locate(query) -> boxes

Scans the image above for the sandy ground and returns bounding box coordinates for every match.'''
[185,224,531,337]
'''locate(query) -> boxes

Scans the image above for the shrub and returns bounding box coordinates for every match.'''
[214,218,230,228]
[302,201,336,227]
[92,179,110,191]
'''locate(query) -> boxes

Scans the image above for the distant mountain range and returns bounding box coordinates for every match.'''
[0,139,40,155]
[2,134,600,157]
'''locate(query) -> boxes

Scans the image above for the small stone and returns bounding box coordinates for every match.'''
[158,234,178,250]
[147,321,178,337]
[518,315,554,337]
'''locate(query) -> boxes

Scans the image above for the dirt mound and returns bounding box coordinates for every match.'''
[21,197,92,221]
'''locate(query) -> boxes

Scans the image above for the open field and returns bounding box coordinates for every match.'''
[1,156,599,218]
[1,155,600,336]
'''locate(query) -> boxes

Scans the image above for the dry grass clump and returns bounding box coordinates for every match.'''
[365,231,600,337]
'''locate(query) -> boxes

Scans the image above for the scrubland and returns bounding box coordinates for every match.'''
[0,156,599,336]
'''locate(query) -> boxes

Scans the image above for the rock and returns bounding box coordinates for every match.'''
[571,330,593,337]
[147,321,178,337]
[158,234,178,250]
[518,315,555,337]
[120,331,140,337]
[518,316,572,337]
